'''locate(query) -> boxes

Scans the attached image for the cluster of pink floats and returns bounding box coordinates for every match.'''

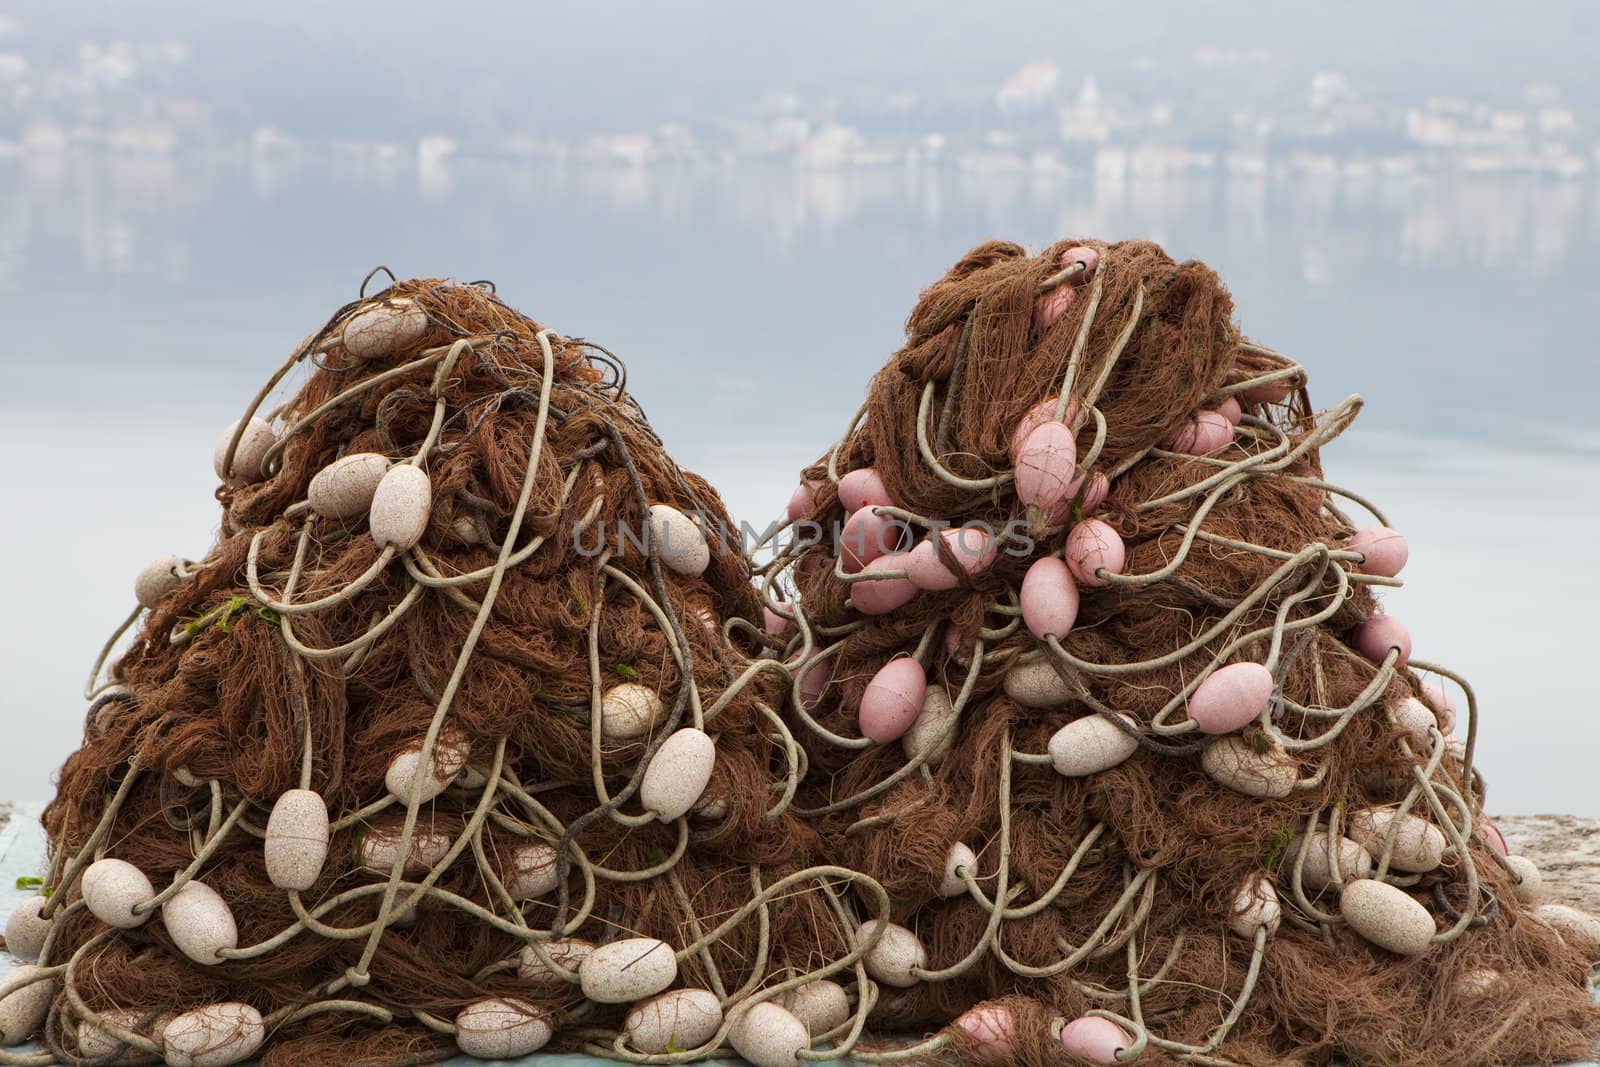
[780,408,1415,757]
[764,250,1433,1064]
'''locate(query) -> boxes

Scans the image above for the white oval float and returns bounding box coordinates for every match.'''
[600,683,664,741]
[1048,714,1139,778]
[1003,656,1075,708]
[647,504,711,576]
[0,965,55,1048]
[385,731,470,805]
[264,788,330,891]
[1200,737,1299,798]
[134,555,188,609]
[1229,876,1280,939]
[454,998,551,1059]
[505,842,560,900]
[212,417,277,485]
[3,896,50,962]
[901,684,958,767]
[360,826,453,875]
[308,452,392,519]
[640,728,716,821]
[939,842,977,898]
[856,920,925,988]
[1348,808,1446,874]
[369,464,433,551]
[160,1003,264,1067]
[161,879,238,965]
[81,858,155,929]
[729,1001,810,1067]
[1503,855,1545,904]
[625,988,723,1054]
[342,298,430,361]
[1340,879,1435,956]
[579,937,678,1003]
[1283,831,1372,891]
[784,980,850,1037]
[517,938,595,982]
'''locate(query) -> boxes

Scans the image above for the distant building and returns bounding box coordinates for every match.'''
[1406,110,1459,147]
[1309,71,1352,110]
[1060,76,1112,144]
[797,124,865,170]
[1539,108,1577,134]
[997,62,1059,112]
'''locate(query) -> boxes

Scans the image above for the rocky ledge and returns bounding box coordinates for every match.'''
[1500,814,1600,914]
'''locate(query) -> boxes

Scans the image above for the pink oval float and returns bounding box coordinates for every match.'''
[860,659,928,744]
[1167,410,1234,455]
[1195,410,1235,452]
[905,528,998,591]
[1480,819,1508,858]
[904,539,959,592]
[794,655,832,711]
[786,482,817,523]
[840,507,900,572]
[1014,422,1079,517]
[1419,677,1455,716]
[1048,470,1111,525]
[1347,526,1409,578]
[1353,615,1411,667]
[1034,288,1074,333]
[1035,246,1102,332]
[838,468,892,514]
[1064,519,1126,588]
[1189,662,1274,735]
[1020,557,1079,640]
[1418,677,1457,734]
[953,1002,1016,1064]
[1243,378,1293,404]
[763,603,792,636]
[1077,471,1110,513]
[1063,245,1100,277]
[1164,418,1197,451]
[943,526,999,574]
[1217,396,1243,425]
[1009,396,1079,463]
[850,553,919,615]
[1059,1015,1133,1064]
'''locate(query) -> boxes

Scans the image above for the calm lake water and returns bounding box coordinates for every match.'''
[1,153,1596,815]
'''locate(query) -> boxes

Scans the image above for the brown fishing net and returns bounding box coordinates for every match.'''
[4,243,1598,1067]
[0,275,891,1067]
[752,238,1600,1066]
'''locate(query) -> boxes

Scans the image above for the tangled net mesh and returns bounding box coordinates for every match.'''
[1,241,1597,1067]
[2,275,896,1066]
[750,238,1600,1066]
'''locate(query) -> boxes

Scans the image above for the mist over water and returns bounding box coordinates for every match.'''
[1,153,1596,815]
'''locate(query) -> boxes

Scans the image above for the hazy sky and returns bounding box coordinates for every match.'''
[5,1,1600,137]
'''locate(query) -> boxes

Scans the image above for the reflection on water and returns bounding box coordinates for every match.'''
[0,154,1596,814]
[4,151,1600,286]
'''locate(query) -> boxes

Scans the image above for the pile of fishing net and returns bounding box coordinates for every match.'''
[755,238,1600,1066]
[0,276,893,1067]
[3,243,1598,1067]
